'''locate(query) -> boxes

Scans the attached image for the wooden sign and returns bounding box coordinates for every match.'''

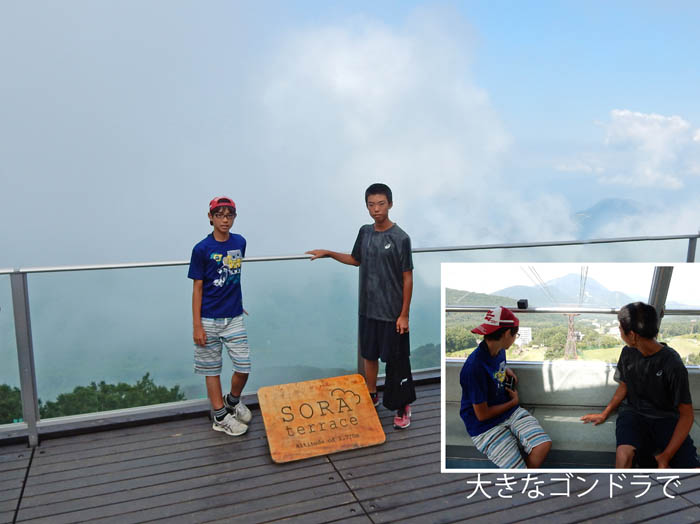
[258,374,386,463]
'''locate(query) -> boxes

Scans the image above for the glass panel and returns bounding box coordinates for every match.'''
[28,267,194,418]
[659,314,700,366]
[427,239,690,371]
[427,238,690,263]
[0,274,22,424]
[397,251,442,372]
[443,262,667,364]
[446,310,624,364]
[21,238,695,419]
[243,258,358,388]
[27,260,363,418]
[666,264,700,311]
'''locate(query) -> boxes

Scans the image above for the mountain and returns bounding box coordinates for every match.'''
[574,198,646,238]
[445,289,516,307]
[494,274,643,308]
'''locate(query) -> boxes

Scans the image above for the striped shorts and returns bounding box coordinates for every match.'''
[471,407,551,469]
[194,315,250,375]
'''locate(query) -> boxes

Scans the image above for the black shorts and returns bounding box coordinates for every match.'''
[616,409,700,468]
[358,315,409,363]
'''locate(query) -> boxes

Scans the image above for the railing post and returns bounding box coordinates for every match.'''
[687,234,698,263]
[648,266,674,330]
[10,271,40,447]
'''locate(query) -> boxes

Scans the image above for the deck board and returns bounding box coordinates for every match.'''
[641,506,700,523]
[17,463,338,521]
[0,443,29,524]
[5,382,700,523]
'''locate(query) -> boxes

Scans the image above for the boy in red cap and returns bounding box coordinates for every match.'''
[460,307,551,468]
[188,197,252,436]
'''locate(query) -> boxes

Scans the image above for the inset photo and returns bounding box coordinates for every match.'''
[442,263,700,471]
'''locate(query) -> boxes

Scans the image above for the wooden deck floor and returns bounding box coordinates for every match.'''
[3,383,700,523]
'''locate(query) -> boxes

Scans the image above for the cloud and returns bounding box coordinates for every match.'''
[553,160,604,174]
[259,14,511,198]
[591,200,700,242]
[246,11,583,249]
[556,110,700,189]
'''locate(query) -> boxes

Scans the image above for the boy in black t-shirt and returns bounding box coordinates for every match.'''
[581,302,700,468]
[306,183,416,429]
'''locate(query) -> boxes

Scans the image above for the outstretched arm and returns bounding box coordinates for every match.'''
[306,249,359,266]
[581,382,627,425]
[396,270,412,334]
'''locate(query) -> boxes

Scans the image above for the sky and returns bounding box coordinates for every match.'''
[1,1,700,269]
[442,263,700,307]
[443,263,651,298]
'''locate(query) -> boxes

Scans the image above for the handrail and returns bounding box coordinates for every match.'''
[5,232,699,274]
[414,232,700,253]
[446,306,620,314]
[3,232,698,447]
[446,306,700,315]
[13,254,313,274]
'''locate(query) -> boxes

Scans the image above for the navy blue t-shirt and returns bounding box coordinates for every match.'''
[188,233,246,318]
[460,340,517,436]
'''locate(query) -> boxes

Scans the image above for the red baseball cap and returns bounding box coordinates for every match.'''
[209,196,236,212]
[471,307,520,335]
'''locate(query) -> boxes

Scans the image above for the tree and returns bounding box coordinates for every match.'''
[544,346,564,360]
[686,353,700,366]
[39,373,185,418]
[411,343,440,369]
[577,328,619,350]
[0,384,23,424]
[660,321,695,338]
[533,327,567,352]
[446,326,478,354]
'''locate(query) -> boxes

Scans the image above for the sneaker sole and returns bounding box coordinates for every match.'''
[393,420,410,430]
[212,422,248,437]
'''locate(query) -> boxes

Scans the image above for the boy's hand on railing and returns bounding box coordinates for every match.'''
[193,325,207,347]
[580,413,607,425]
[305,249,327,260]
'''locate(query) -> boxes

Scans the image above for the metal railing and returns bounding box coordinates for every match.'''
[3,230,697,275]
[446,306,700,316]
[446,264,700,363]
[4,232,698,446]
[417,233,698,260]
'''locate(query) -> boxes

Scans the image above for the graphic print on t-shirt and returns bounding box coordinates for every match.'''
[211,249,242,287]
[494,361,507,389]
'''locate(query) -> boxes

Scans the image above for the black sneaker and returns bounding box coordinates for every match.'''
[370,392,380,407]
